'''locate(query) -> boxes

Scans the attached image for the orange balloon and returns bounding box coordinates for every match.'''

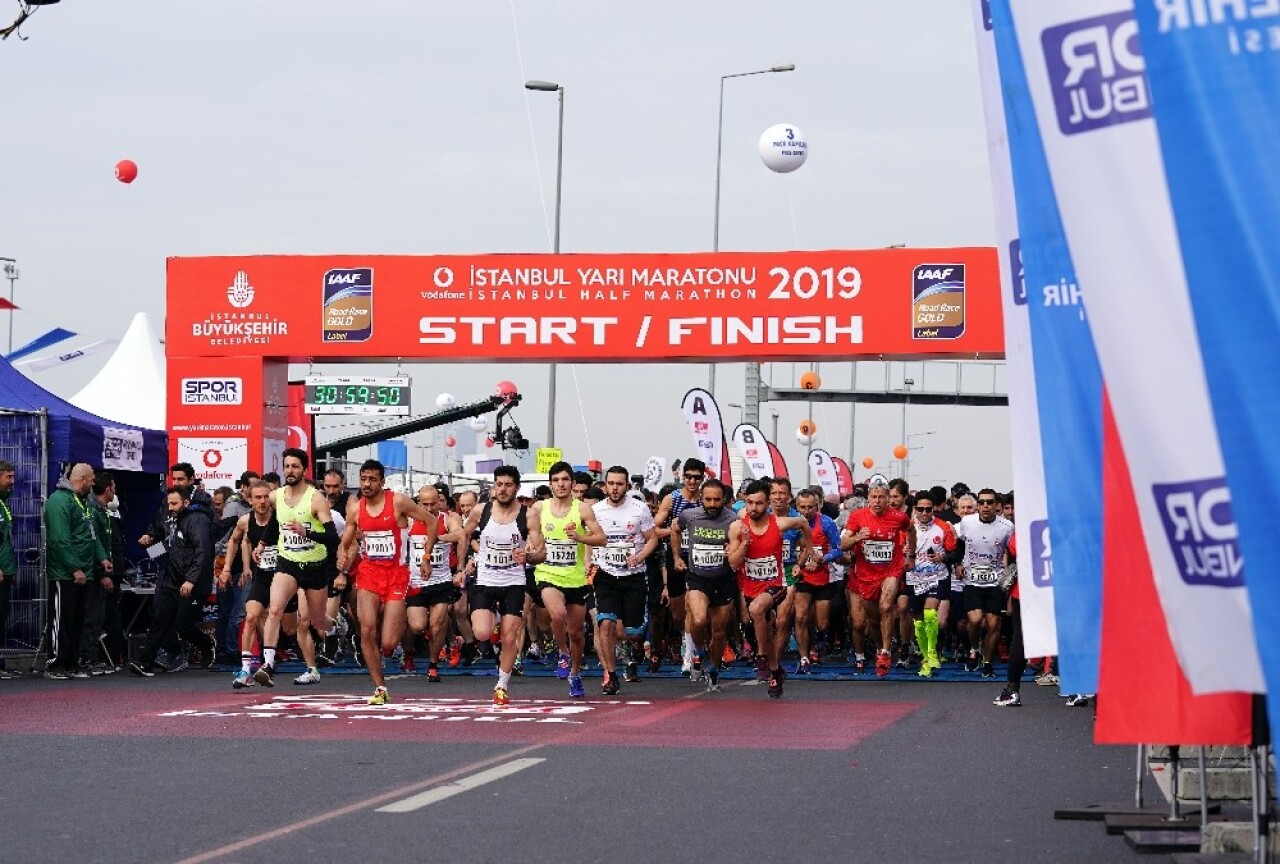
[799,371,822,390]
[799,419,817,436]
[893,444,908,460]
[862,457,874,469]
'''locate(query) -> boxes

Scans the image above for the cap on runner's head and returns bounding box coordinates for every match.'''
[951,482,970,497]
[867,474,889,489]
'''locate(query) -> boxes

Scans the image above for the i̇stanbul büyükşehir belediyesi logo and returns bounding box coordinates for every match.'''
[189,269,289,347]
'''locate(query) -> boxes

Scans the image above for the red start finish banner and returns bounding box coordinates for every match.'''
[166,249,1004,361]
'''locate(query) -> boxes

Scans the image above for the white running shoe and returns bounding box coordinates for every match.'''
[293,668,321,685]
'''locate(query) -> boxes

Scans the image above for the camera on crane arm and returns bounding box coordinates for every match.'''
[492,390,529,451]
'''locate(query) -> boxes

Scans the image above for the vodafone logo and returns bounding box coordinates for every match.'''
[178,437,247,486]
[203,449,222,469]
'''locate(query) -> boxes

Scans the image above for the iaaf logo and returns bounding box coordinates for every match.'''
[181,377,243,406]
[1028,519,1052,587]
[1042,11,1152,135]
[1153,477,1244,588]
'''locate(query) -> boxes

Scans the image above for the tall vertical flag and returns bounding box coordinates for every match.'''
[807,450,839,500]
[989,0,1105,692]
[971,0,1056,658]
[1009,0,1259,740]
[767,442,789,480]
[732,423,775,480]
[680,389,729,486]
[1132,1,1280,737]
[831,457,854,498]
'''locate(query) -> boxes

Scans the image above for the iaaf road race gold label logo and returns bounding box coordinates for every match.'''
[912,264,965,340]
[191,270,290,347]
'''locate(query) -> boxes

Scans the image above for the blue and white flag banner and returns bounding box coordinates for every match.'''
[5,327,77,363]
[1133,0,1280,716]
[971,0,1056,658]
[1009,0,1263,695]
[17,339,118,372]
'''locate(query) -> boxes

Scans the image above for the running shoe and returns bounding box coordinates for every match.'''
[980,662,995,679]
[767,669,784,699]
[493,686,510,707]
[797,656,812,675]
[706,669,720,692]
[526,642,543,661]
[808,649,821,665]
[569,675,585,698]
[232,668,254,689]
[894,654,910,670]
[1066,693,1093,708]
[460,642,477,668]
[875,651,891,678]
[624,661,639,683]
[427,664,441,683]
[721,645,736,665]
[513,658,525,676]
[853,656,867,674]
[647,654,661,674]
[253,664,275,687]
[368,686,390,706]
[754,656,769,681]
[917,660,933,679]
[401,656,416,674]
[449,640,462,668]
[993,688,1022,707]
[125,662,153,679]
[926,653,942,673]
[691,654,703,680]
[1035,672,1060,687]
[294,667,321,685]
[602,672,620,696]
[739,642,755,662]
[438,646,448,664]
[556,652,571,680]
[965,650,980,673]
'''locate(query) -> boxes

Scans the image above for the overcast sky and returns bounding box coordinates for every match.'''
[0,0,1011,490]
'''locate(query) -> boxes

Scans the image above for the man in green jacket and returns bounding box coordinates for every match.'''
[43,463,111,679]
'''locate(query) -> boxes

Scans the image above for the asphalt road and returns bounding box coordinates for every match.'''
[0,666,1147,864]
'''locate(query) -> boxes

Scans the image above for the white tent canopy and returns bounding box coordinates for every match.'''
[69,312,166,430]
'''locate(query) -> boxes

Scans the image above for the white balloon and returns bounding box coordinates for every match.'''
[435,393,456,410]
[469,416,489,432]
[795,431,815,446]
[759,123,808,174]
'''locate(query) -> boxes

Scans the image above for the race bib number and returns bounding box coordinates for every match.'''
[863,540,894,564]
[745,556,780,582]
[282,528,312,554]
[605,542,632,569]
[968,565,1001,586]
[545,540,577,567]
[429,542,449,568]
[363,530,396,561]
[486,540,514,568]
[782,538,793,563]
[691,543,724,570]
[257,547,278,571]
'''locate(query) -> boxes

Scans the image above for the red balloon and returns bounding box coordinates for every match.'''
[115,159,138,184]
[444,436,457,448]
[495,380,518,400]
[484,437,496,449]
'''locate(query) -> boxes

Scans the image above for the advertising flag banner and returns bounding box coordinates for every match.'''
[18,339,117,371]
[732,423,775,480]
[831,457,853,497]
[807,449,839,500]
[767,443,789,480]
[6,327,76,363]
[1133,0,1280,739]
[680,389,727,486]
[1010,0,1261,696]
[973,0,1056,657]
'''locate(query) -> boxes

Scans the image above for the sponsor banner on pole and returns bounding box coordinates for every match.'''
[831,457,853,497]
[286,382,313,471]
[680,389,727,485]
[177,437,248,488]
[101,427,144,472]
[807,449,839,500]
[166,250,1004,362]
[973,0,1056,657]
[731,424,774,480]
[1011,0,1262,696]
[17,339,117,371]
[642,456,666,493]
[718,437,732,491]
[1133,0,1280,738]
[767,443,789,480]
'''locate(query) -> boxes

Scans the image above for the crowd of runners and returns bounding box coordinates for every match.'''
[23,449,1083,710]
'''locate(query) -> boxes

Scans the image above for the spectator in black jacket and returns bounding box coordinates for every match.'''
[128,486,214,677]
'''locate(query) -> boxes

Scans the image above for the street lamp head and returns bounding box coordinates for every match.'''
[525,80,561,92]
[771,64,796,72]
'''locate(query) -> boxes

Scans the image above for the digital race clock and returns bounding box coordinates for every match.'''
[303,376,412,416]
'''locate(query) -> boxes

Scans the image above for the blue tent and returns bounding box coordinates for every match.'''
[0,358,168,659]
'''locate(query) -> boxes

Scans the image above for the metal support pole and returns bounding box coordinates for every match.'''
[546,86,564,448]
[1135,744,1146,809]
[1198,746,1209,827]
[1169,745,1184,823]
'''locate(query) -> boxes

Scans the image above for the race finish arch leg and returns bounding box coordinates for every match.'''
[164,250,1003,464]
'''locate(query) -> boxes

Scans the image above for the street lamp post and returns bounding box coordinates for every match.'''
[711,63,794,401]
[526,80,565,448]
[899,374,915,481]
[904,430,936,488]
[0,258,17,355]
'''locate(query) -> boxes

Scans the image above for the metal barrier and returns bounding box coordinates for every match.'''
[0,409,47,670]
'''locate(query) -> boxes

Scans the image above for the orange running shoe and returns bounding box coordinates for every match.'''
[493,686,509,706]
[875,651,891,678]
[721,645,737,665]
[448,639,462,668]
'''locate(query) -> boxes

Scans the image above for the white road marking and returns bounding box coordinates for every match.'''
[375,758,546,813]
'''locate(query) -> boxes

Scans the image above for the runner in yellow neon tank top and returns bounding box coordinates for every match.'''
[526,461,605,698]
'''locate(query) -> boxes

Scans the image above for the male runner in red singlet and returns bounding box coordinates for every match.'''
[404,485,464,683]
[336,459,437,705]
[842,483,914,677]
[726,480,809,699]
